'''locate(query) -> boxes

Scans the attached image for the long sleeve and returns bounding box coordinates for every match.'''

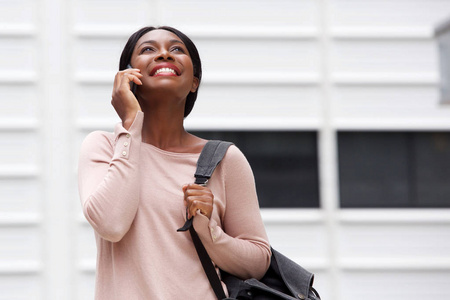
[78,112,144,242]
[193,146,271,280]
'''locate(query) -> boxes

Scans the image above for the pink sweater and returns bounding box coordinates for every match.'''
[78,112,271,299]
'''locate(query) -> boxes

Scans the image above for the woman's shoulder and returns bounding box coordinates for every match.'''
[83,130,114,145]
[224,143,243,158]
[215,142,256,188]
[221,143,251,169]
[80,130,115,155]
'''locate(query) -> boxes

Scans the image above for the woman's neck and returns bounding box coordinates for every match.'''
[137,93,206,153]
[140,105,188,150]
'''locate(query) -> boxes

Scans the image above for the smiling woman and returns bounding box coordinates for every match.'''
[77,26,271,300]
[119,26,202,118]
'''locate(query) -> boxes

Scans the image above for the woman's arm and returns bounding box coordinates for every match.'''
[78,112,144,242]
[193,146,271,280]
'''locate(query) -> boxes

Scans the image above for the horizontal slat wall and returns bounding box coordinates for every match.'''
[1,0,450,299]
[0,0,43,299]
[325,2,450,299]
[329,0,450,132]
[56,0,450,299]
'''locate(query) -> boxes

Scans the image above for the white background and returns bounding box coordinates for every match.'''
[1,0,450,299]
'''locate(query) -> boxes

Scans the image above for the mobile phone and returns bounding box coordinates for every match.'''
[126,64,137,95]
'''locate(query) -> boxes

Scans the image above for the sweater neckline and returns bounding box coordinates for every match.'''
[141,142,202,157]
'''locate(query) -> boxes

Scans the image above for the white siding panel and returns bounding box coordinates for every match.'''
[0,179,40,213]
[0,37,37,72]
[73,38,125,74]
[340,270,450,300]
[0,132,39,167]
[0,275,42,300]
[76,273,95,300]
[73,0,150,26]
[76,224,96,263]
[333,86,450,123]
[0,227,41,263]
[331,40,437,75]
[197,39,321,77]
[0,83,38,120]
[0,0,36,25]
[265,223,328,266]
[160,0,319,28]
[338,223,450,260]
[192,85,322,120]
[74,84,117,120]
[330,0,450,28]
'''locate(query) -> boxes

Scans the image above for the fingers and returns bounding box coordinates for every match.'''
[111,69,143,129]
[115,69,143,93]
[114,68,142,88]
[189,201,213,219]
[183,184,214,219]
[123,70,143,87]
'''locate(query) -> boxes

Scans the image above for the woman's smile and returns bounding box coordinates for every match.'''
[129,29,199,99]
[150,63,181,77]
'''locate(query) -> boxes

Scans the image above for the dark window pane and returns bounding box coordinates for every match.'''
[415,133,450,207]
[191,131,320,208]
[338,132,450,208]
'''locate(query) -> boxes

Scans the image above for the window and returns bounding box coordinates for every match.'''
[191,131,320,208]
[338,132,450,208]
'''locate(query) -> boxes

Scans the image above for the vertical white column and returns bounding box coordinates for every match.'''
[318,0,340,299]
[40,0,72,298]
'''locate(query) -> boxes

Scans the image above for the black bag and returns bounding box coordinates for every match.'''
[178,141,321,300]
[221,248,320,300]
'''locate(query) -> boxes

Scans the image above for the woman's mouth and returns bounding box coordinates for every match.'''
[150,64,181,77]
[154,68,178,76]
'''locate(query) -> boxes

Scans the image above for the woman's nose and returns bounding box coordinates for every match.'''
[155,49,174,61]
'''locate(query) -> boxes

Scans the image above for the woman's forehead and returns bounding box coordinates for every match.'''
[137,29,184,45]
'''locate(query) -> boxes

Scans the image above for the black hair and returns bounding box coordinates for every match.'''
[119,26,202,117]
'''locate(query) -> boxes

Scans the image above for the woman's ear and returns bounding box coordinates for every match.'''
[190,77,200,93]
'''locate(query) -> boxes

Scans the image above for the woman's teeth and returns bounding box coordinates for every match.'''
[154,68,177,75]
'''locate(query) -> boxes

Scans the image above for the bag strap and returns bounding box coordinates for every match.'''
[177,140,233,232]
[177,140,233,300]
[194,140,234,185]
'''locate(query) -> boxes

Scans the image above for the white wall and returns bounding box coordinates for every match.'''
[1,0,450,299]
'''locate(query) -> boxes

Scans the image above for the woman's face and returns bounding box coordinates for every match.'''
[130,29,199,103]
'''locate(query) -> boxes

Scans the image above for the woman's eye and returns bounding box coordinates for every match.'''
[171,46,185,53]
[141,47,155,53]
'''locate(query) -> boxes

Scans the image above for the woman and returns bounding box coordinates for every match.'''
[78,26,271,299]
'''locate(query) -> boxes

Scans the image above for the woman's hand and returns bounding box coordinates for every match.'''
[182,183,214,219]
[111,68,143,130]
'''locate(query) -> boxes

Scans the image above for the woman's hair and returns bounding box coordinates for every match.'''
[119,26,202,117]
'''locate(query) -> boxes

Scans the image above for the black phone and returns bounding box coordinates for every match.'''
[126,64,137,95]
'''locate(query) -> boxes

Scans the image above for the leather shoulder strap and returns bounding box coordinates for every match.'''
[178,140,233,232]
[177,140,233,300]
[194,140,233,185]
